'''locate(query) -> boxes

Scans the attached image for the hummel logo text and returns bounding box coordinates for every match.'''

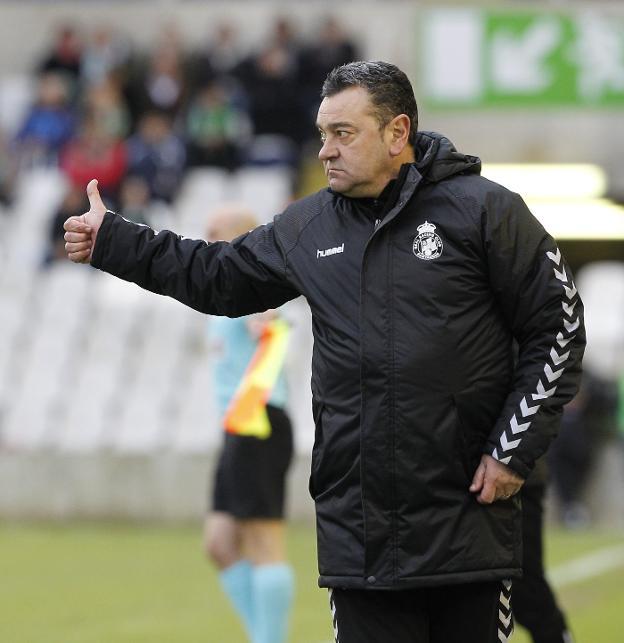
[317,243,344,258]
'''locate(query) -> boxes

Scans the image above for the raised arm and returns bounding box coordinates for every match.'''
[64,180,300,317]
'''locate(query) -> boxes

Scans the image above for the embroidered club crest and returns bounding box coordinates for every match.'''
[413,221,443,260]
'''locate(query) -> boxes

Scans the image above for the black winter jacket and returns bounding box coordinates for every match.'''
[92,132,585,589]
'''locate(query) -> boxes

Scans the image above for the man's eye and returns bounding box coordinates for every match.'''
[319,133,327,143]
[337,131,349,138]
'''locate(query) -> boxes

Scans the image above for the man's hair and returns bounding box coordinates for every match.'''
[321,61,418,147]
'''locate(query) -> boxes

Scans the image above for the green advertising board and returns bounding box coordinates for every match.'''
[422,8,624,108]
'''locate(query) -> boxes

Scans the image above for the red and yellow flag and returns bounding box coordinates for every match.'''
[223,318,290,439]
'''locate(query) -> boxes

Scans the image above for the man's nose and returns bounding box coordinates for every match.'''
[318,139,338,162]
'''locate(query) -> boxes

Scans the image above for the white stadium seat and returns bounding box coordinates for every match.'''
[0,74,35,137]
[576,261,624,381]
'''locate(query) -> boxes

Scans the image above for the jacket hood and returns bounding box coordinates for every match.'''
[414,131,481,183]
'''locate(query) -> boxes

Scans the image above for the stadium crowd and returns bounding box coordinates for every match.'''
[0,17,358,264]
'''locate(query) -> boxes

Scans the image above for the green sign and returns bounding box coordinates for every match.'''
[422,9,624,108]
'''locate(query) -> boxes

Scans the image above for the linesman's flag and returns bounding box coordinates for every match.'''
[223,318,290,438]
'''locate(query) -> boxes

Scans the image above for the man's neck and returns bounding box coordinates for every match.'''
[371,148,415,198]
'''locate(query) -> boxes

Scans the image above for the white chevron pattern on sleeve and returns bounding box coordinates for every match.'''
[492,247,579,467]
[497,580,514,642]
[328,589,340,643]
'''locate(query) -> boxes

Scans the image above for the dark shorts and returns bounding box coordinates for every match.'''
[329,580,514,643]
[211,404,294,519]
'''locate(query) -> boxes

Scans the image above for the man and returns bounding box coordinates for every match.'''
[64,61,585,643]
[204,206,294,643]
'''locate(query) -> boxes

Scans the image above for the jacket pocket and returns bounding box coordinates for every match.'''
[452,395,484,483]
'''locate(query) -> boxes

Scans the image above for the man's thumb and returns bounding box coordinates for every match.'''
[469,459,486,492]
[86,179,105,211]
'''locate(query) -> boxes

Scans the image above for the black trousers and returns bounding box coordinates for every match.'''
[514,481,574,643]
[329,580,513,643]
[212,405,293,518]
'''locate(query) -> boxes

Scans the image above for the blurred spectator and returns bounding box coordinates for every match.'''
[513,457,575,642]
[237,18,303,134]
[126,111,186,204]
[124,31,190,126]
[185,81,252,171]
[43,184,88,266]
[236,44,304,166]
[298,17,359,135]
[80,25,132,89]
[270,17,302,64]
[192,22,246,89]
[38,24,83,90]
[59,115,127,206]
[83,77,131,140]
[210,23,245,76]
[548,392,592,528]
[548,375,619,528]
[13,72,76,169]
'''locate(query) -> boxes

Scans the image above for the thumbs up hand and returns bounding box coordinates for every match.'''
[64,179,108,264]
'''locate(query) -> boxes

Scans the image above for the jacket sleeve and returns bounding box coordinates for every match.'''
[91,211,300,317]
[481,189,586,479]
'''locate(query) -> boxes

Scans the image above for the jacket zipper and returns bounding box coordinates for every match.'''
[359,168,422,581]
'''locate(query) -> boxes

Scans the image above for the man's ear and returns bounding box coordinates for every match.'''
[388,114,411,157]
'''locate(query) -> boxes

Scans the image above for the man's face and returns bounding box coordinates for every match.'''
[316,86,394,198]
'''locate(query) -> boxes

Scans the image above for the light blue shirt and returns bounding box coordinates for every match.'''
[207,316,288,419]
